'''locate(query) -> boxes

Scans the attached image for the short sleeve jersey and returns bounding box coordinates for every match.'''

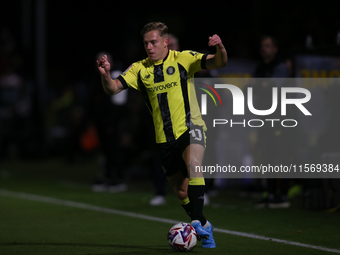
[117,50,207,144]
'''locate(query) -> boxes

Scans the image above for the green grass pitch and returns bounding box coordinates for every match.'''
[0,157,339,254]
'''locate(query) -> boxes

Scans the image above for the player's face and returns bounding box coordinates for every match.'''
[143,30,169,62]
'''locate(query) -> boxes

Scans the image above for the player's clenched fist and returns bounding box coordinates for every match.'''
[96,55,111,76]
[208,34,223,48]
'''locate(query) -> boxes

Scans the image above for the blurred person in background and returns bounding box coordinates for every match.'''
[0,55,24,158]
[89,52,129,193]
[0,28,33,159]
[251,35,294,209]
[253,35,290,78]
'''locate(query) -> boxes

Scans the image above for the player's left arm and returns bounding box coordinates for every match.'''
[205,34,228,70]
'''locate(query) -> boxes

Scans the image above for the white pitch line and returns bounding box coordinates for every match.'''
[1,189,339,254]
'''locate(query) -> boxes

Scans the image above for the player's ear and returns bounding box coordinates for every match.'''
[164,38,169,48]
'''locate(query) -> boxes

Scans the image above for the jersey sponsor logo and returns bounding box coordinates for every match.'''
[147,81,178,92]
[166,66,175,75]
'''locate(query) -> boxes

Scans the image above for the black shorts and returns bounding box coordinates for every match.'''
[156,125,206,177]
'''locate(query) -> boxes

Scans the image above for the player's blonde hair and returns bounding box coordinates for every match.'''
[141,22,168,38]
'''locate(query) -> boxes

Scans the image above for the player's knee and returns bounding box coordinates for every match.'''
[175,188,188,200]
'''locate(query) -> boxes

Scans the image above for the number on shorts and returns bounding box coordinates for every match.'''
[189,128,202,141]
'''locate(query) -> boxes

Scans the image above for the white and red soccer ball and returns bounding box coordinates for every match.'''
[167,223,197,252]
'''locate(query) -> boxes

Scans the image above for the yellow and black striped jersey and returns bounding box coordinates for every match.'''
[117,50,207,144]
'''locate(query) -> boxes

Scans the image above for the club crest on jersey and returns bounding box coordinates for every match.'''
[166,66,175,75]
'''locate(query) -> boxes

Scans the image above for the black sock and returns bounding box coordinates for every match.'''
[180,197,193,218]
[188,184,206,226]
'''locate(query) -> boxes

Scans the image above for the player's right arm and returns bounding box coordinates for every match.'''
[96,54,124,95]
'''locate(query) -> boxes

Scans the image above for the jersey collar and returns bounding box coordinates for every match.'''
[153,49,170,65]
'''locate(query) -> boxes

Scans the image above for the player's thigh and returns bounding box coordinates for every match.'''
[156,132,189,178]
[182,125,206,177]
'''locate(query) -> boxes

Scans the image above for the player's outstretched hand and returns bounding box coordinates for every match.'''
[208,34,224,49]
[96,54,111,76]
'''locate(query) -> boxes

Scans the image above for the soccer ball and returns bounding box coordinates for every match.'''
[167,223,197,252]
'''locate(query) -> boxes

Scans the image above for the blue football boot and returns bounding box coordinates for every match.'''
[191,221,209,240]
[202,221,216,248]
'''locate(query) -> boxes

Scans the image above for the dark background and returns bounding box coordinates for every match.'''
[2,0,340,82]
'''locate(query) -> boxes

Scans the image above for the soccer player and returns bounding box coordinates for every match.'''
[96,22,227,248]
